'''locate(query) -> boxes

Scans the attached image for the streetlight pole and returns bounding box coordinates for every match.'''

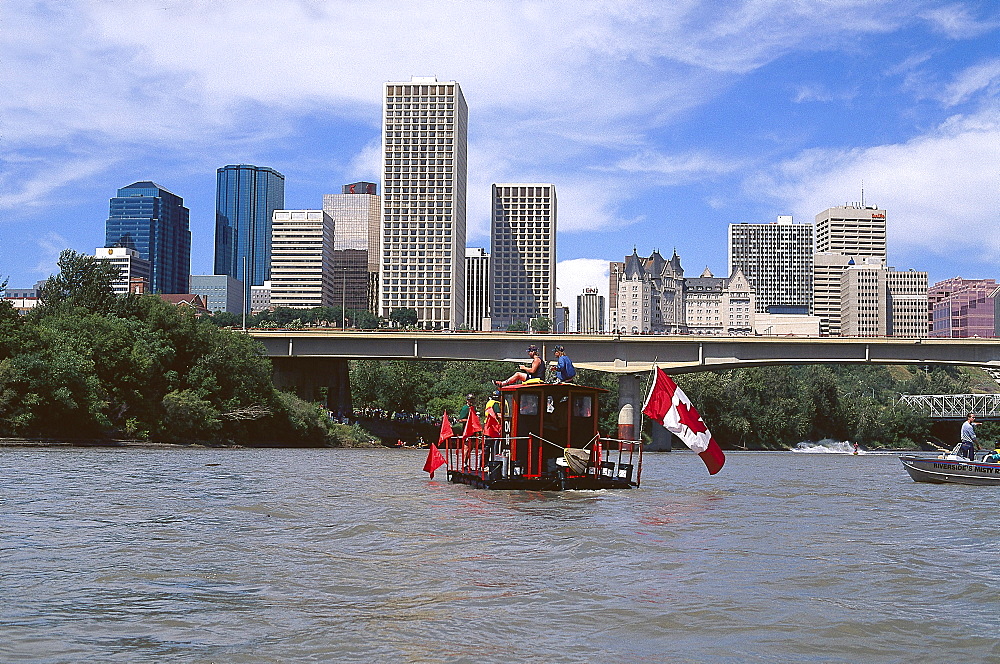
[242,255,248,332]
[342,267,347,330]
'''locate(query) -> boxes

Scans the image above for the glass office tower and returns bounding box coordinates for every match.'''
[105,181,191,294]
[214,164,285,295]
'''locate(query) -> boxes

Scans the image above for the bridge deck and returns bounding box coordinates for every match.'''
[249,331,1000,374]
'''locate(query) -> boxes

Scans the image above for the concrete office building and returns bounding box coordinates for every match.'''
[323,182,380,315]
[464,247,490,331]
[93,247,151,295]
[888,269,930,338]
[381,77,468,329]
[190,274,244,314]
[269,210,335,309]
[813,205,887,335]
[490,183,557,330]
[250,281,272,313]
[608,261,625,333]
[576,288,605,334]
[554,302,570,333]
[729,216,813,314]
[841,265,928,337]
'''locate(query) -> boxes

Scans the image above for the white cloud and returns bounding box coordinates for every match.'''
[557,258,610,331]
[751,107,1000,263]
[33,232,70,277]
[792,84,859,104]
[920,4,1000,38]
[613,149,742,183]
[0,154,113,211]
[940,58,1000,106]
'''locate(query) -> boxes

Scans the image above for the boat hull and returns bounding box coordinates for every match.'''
[899,455,1000,486]
[448,469,634,491]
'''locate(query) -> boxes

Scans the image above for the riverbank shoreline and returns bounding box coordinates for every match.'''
[0,438,241,449]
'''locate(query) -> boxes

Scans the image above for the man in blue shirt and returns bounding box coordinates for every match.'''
[960,412,980,460]
[552,345,576,383]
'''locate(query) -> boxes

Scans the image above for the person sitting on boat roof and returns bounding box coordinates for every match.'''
[551,345,576,384]
[959,412,980,461]
[495,345,544,387]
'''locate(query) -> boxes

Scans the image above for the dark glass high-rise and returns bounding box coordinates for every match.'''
[105,181,191,294]
[214,165,285,296]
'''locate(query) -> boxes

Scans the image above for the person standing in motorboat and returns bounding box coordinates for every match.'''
[960,412,980,461]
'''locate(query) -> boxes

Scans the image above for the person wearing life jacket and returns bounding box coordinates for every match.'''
[495,345,544,387]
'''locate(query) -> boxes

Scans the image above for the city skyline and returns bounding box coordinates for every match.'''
[4,2,1000,327]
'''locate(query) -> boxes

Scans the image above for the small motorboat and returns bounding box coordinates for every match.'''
[899,452,1000,486]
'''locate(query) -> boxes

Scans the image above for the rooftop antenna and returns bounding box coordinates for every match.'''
[861,180,865,207]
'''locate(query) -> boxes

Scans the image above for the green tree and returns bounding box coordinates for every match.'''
[507,321,528,332]
[531,317,551,332]
[389,308,418,328]
[36,249,126,315]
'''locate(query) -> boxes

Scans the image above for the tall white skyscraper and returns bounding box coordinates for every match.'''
[323,182,380,314]
[465,247,490,331]
[269,210,334,309]
[380,77,468,329]
[490,183,557,330]
[813,204,887,335]
[728,216,813,314]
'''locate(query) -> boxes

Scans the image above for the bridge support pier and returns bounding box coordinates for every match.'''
[271,357,352,416]
[617,374,671,451]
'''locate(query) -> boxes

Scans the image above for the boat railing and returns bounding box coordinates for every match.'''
[596,437,643,487]
[443,433,642,486]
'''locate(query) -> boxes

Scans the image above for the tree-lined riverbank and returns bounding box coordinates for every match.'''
[0,251,373,447]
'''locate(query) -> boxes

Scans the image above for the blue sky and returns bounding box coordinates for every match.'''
[3,1,1000,327]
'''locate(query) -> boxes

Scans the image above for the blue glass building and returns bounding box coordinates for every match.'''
[214,165,285,298]
[105,181,191,294]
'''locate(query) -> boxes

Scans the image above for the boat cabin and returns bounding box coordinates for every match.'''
[444,381,642,490]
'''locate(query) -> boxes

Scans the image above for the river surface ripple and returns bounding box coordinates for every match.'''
[2,448,999,663]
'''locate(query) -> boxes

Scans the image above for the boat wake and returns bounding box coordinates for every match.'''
[793,440,863,455]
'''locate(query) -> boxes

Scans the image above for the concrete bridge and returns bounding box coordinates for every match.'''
[252,331,1000,446]
[251,331,1000,374]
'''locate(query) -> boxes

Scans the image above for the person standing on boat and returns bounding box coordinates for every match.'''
[960,413,980,460]
[458,394,476,468]
[551,345,576,383]
[495,345,544,387]
[458,394,475,430]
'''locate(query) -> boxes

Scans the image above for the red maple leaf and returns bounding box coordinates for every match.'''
[676,400,708,435]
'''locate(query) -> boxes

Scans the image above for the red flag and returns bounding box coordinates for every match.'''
[422,443,446,479]
[484,407,501,438]
[463,407,483,439]
[438,411,455,445]
[642,367,726,475]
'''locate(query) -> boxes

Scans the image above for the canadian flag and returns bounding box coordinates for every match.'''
[642,367,726,475]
